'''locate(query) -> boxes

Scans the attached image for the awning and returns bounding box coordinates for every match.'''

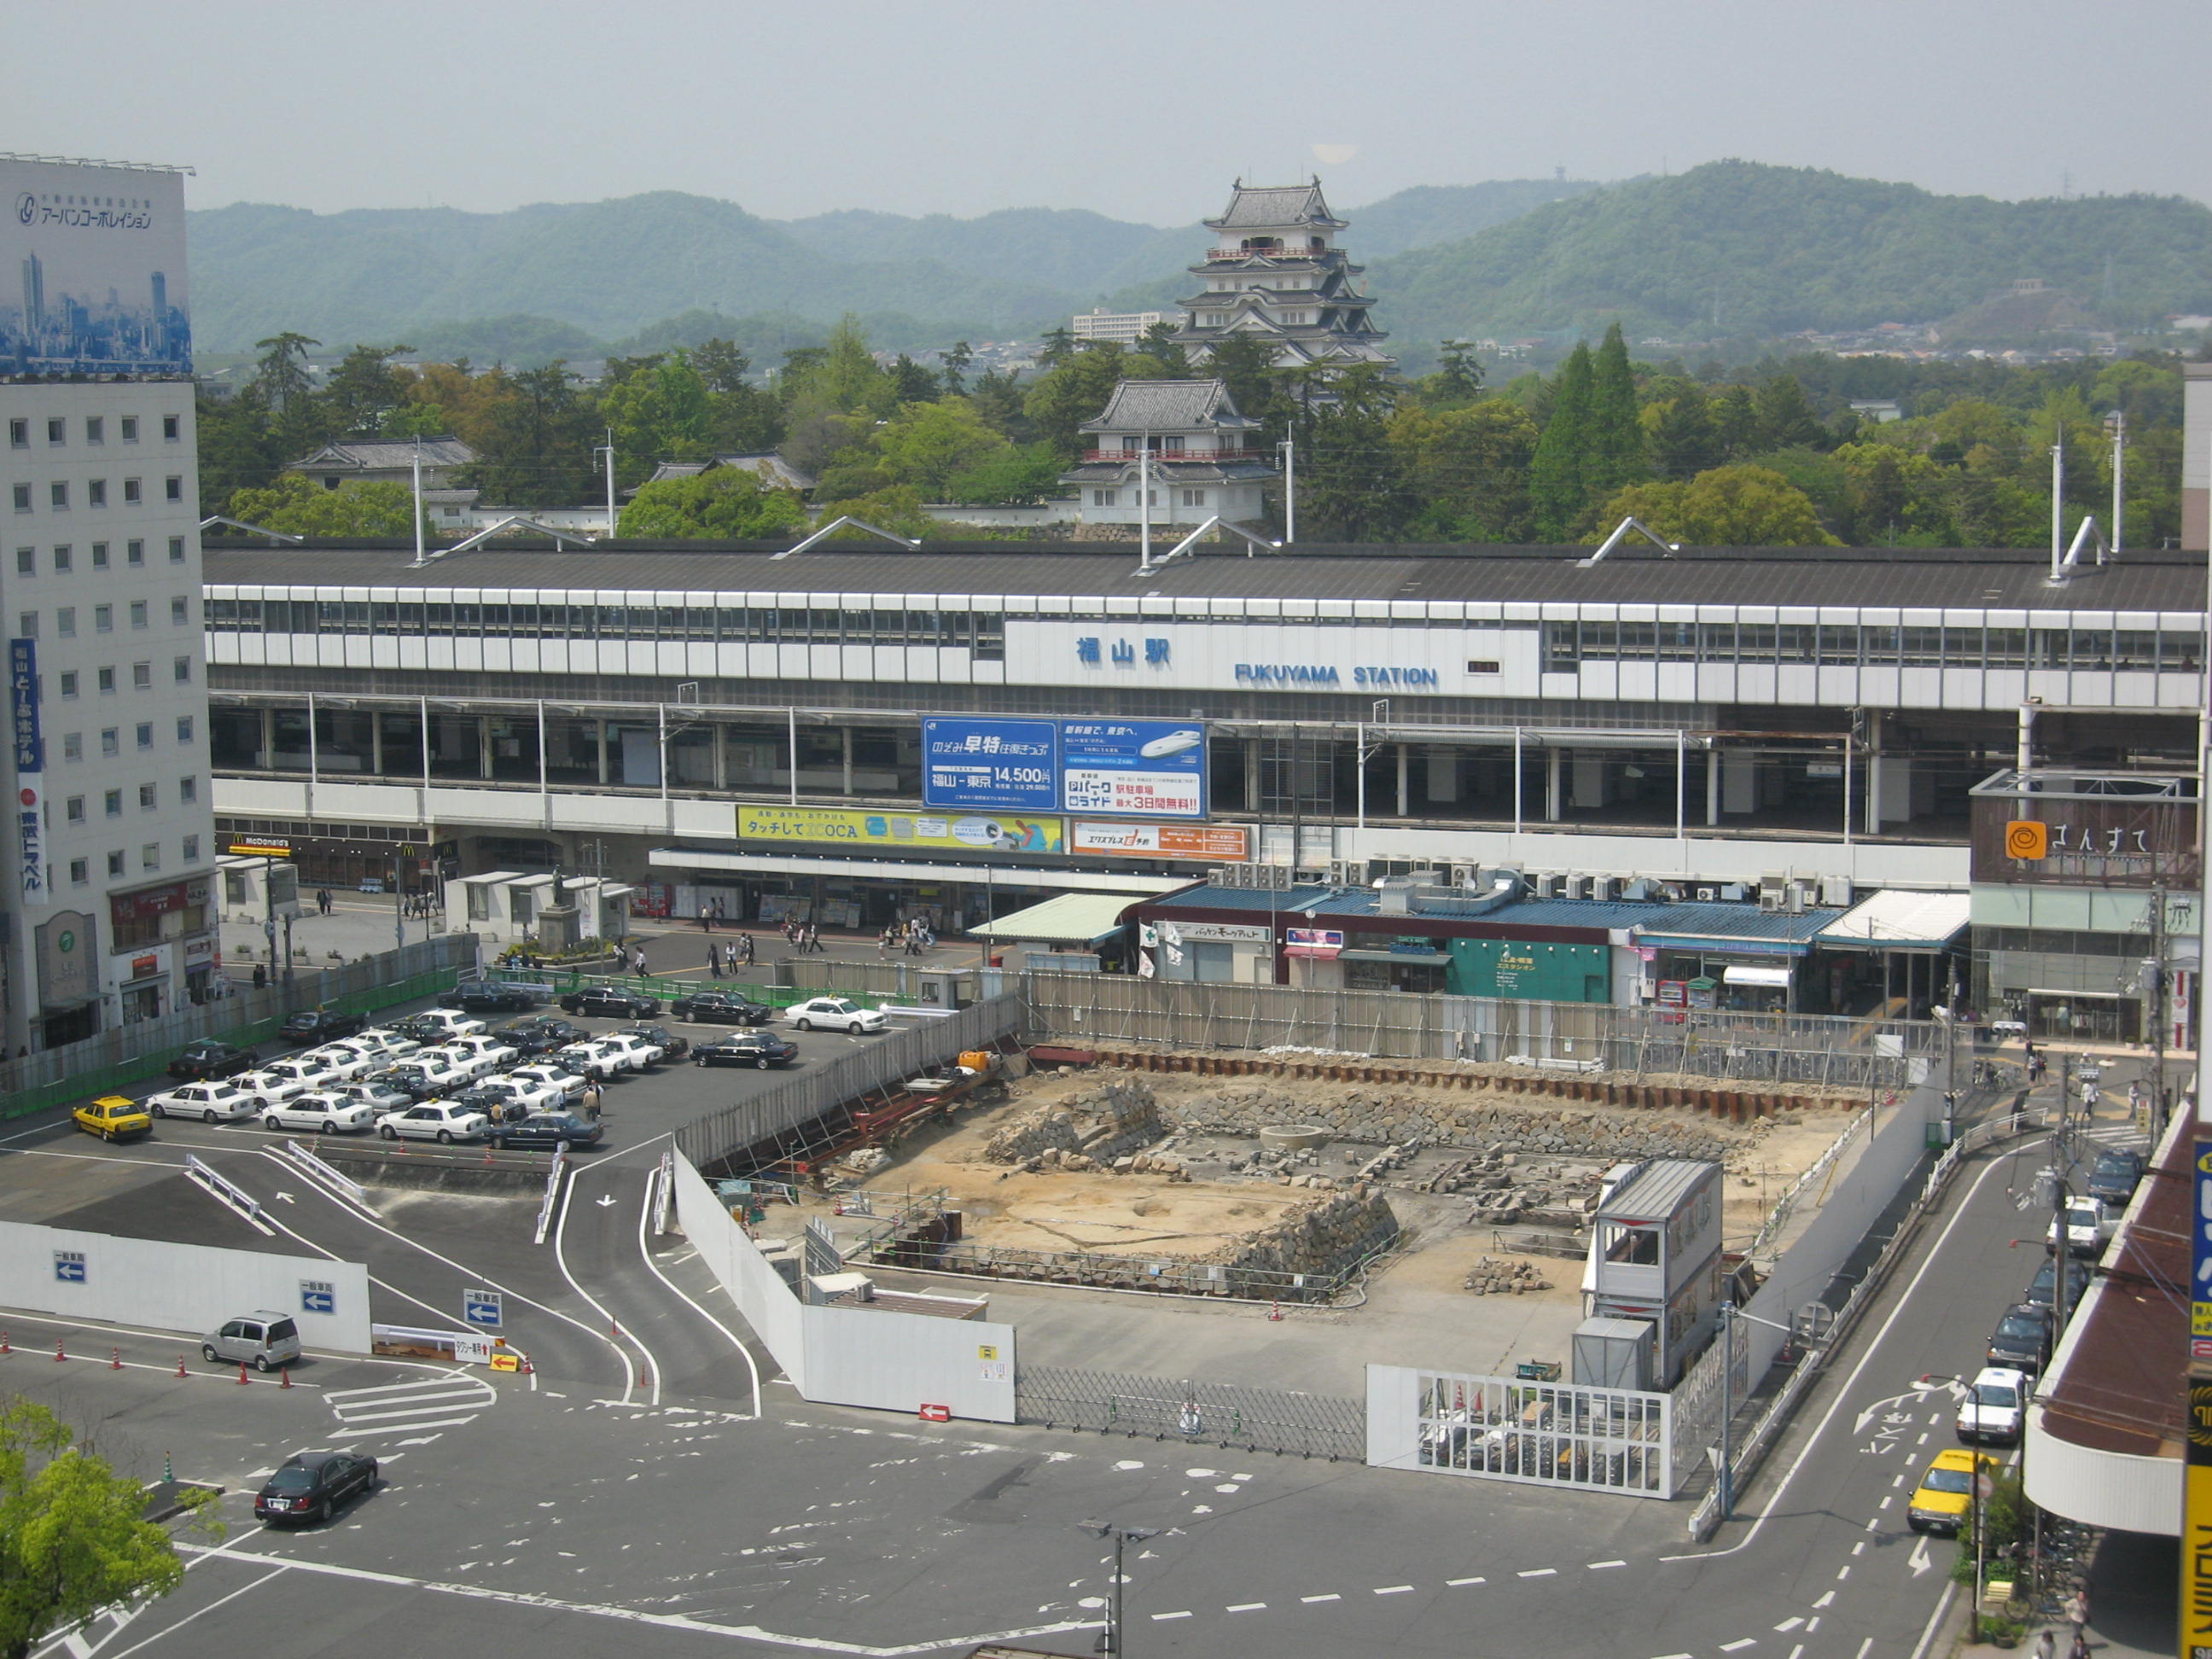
[1815,889,1970,954]
[1722,964,1793,988]
[969,891,1134,946]
[649,847,1185,896]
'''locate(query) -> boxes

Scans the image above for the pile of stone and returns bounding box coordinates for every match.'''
[1463,1256,1552,1295]
[1170,1085,1731,1162]
[984,1079,1163,1167]
[1201,1186,1400,1280]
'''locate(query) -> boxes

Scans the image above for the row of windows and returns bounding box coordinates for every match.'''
[207,600,1009,656]
[1091,489,1211,508]
[8,414,181,447]
[61,776,198,822]
[13,539,185,574]
[10,477,184,512]
[18,597,193,637]
[42,660,194,698]
[53,716,196,763]
[60,837,200,889]
[1539,621,2205,673]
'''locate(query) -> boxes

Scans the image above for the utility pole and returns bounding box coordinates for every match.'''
[1138,436,1151,571]
[1279,436,1296,544]
[2148,883,2168,1140]
[1079,1522,1160,1656]
[2107,409,2126,556]
[597,429,617,537]
[410,439,425,567]
[393,845,405,954]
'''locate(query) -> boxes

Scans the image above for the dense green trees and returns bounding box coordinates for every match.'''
[615,469,807,538]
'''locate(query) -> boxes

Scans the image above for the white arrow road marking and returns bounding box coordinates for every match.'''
[275,1191,295,1203]
[1909,1535,1933,1577]
[597,1193,618,1208]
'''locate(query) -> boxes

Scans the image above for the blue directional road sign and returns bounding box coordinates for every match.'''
[300,1279,336,1317]
[463,1288,504,1330]
[53,1251,85,1284]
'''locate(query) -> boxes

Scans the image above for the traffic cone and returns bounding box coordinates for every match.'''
[236,1362,251,1386]
[175,1353,188,1379]
[54,1337,65,1363]
[110,1347,122,1370]
[519,1353,533,1376]
[1268,1301,1283,1322]
[2,1329,11,1354]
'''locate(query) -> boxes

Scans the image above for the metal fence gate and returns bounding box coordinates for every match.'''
[1016,1365,1365,1462]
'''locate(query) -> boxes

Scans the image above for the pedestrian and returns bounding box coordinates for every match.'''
[2082,1077,2100,1114]
[807,923,823,953]
[252,963,267,989]
[2064,1586,2089,1639]
[2034,1628,2055,1659]
[699,907,711,933]
[581,1080,602,1121]
[713,898,726,927]
[725,941,740,975]
[708,942,722,979]
[632,946,647,978]
[2065,1634,2087,1659]
[742,932,755,966]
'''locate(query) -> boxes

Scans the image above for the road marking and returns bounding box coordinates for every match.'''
[1301,1595,1341,1604]
[1916,1431,1929,1445]
[1588,1559,1626,1569]
[1892,1474,1906,1488]
[1517,1568,1557,1578]
[1150,1612,1190,1621]
[1864,1515,1879,1530]
[1373,1586,1412,1595]
[1789,1647,1805,1659]
[1858,1639,1877,1659]
[1877,1495,1891,1510]
[1806,1617,1819,1633]
[1445,1577,1485,1586]
[1774,1618,1803,1632]
[1851,1541,1866,1557]
[1721,1642,1757,1652]
[1835,1565,1849,1580]
[1813,1591,1834,1608]
[635,1152,762,1420]
[1225,1602,1266,1613]
[88,1568,287,1659]
[1908,1535,1934,1577]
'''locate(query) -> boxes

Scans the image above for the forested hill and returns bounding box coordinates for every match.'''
[1371,161,2212,345]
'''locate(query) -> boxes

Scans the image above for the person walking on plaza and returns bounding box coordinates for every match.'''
[742,932,755,967]
[631,945,647,978]
[707,941,722,978]
[806,923,824,953]
[2064,1586,2089,1643]
[723,941,740,976]
[581,1080,602,1121]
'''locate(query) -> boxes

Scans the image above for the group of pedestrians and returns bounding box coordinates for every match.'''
[705,934,757,978]
[778,917,824,952]
[696,899,730,932]
[878,918,935,958]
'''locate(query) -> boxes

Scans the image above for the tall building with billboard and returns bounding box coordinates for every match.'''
[1,154,211,1051]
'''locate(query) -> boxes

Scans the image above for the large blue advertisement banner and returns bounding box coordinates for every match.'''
[2194,1142,2212,1362]
[3,159,190,375]
[1059,720,1207,818]
[921,719,1058,812]
[9,638,41,775]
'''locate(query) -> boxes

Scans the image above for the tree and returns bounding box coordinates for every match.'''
[1528,341,1596,538]
[966,368,1032,442]
[799,316,890,415]
[468,363,599,509]
[1585,323,1646,498]
[1023,343,1131,460]
[945,442,1065,505]
[1205,335,1291,440]
[690,337,753,396]
[1298,368,1414,542]
[0,1395,212,1658]
[1390,399,1540,542]
[885,354,941,406]
[807,483,934,541]
[1644,387,1725,480]
[940,341,975,397]
[1599,464,1837,547]
[876,399,1010,498]
[225,472,420,538]
[1036,327,1079,372]
[1137,323,1192,378]
[598,352,713,487]
[321,344,416,439]
[1410,340,1485,410]
[615,468,807,539]
[250,332,325,460]
[1752,373,1828,451]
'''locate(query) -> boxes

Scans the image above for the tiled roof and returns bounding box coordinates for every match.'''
[1207,182,1342,230]
[1080,380,1255,434]
[294,436,476,471]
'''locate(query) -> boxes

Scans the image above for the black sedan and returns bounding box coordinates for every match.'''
[361,1064,443,1103]
[668,990,774,1026]
[1987,1302,2052,1375]
[495,1016,587,1056]
[696,1032,800,1069]
[2086,1148,2145,1208]
[616,1022,690,1062]
[451,1086,531,1125]
[491,1112,606,1151]
[167,1039,259,1081]
[278,1007,366,1045]
[438,983,538,1015]
[559,987,661,1019]
[254,1450,378,1526]
[2023,1254,2092,1318]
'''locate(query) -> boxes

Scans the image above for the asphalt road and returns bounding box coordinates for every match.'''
[0,1001,2155,1658]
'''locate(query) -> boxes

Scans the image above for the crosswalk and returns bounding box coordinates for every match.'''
[323,1374,497,1440]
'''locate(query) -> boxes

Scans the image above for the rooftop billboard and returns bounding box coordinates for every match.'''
[2,157,189,376]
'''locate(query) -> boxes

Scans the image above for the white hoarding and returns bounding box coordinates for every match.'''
[2,158,190,375]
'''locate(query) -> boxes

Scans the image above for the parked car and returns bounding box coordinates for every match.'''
[261,1055,344,1091]
[1987,1302,2053,1375]
[595,1032,667,1070]
[440,1033,522,1069]
[253,1449,377,1526]
[696,1032,800,1069]
[451,1086,529,1126]
[460,1074,568,1116]
[2086,1148,2145,1208]
[2047,1197,2118,1257]
[2023,1254,2093,1317]
[491,1112,606,1152]
[1955,1366,2030,1446]
[492,1016,585,1057]
[438,982,538,1016]
[263,1091,381,1133]
[202,1310,303,1372]
[339,1029,422,1062]
[502,1062,588,1106]
[278,1008,367,1045]
[369,1058,474,1101]
[145,1081,260,1124]
[230,1068,317,1109]
[166,1039,259,1081]
[329,1080,417,1115]
[375,1100,491,1144]
[387,1010,487,1043]
[1906,1447,2000,1534]
[558,986,661,1020]
[786,997,888,1034]
[74,1094,152,1142]
[299,1044,377,1082]
[410,1044,504,1084]
[667,990,774,1026]
[552,1039,632,1081]
[616,1022,690,1062]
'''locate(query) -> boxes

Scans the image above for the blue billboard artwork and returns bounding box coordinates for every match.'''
[1060,721,1208,820]
[1,160,191,376]
[921,719,1059,812]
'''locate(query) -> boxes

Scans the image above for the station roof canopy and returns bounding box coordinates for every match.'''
[968,892,1135,946]
[1815,889,1972,955]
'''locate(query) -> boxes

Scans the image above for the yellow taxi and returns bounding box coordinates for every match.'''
[73,1095,153,1143]
[1906,1446,2000,1534]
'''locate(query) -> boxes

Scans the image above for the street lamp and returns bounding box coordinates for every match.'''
[1077,1521,1160,1656]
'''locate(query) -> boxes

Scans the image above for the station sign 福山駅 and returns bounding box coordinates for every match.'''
[736,805,1065,855]
[1,157,191,375]
[1069,822,1249,861]
[921,718,1207,819]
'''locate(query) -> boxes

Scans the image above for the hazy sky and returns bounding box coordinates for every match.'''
[12,0,2208,224]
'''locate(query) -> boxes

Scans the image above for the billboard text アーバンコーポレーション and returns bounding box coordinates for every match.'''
[2,157,190,375]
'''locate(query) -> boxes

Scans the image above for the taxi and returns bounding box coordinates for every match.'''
[74,1094,153,1143]
[1906,1446,1999,1534]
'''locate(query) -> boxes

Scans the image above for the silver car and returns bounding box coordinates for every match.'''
[201,1310,304,1372]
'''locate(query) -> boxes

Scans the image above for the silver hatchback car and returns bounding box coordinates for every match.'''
[201,1310,304,1371]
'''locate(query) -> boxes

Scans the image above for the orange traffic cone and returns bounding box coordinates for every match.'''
[54,1337,66,1364]
[175,1353,188,1379]
[1268,1301,1283,1322]
[110,1347,122,1370]
[1,1329,11,1354]
[235,1362,251,1386]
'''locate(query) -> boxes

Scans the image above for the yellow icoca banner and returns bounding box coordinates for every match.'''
[736,806,1063,854]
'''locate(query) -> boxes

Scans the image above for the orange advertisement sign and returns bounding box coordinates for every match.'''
[1072,822,1250,861]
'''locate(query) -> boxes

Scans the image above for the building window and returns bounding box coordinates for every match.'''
[175,715,193,744]
[181,834,200,863]
[52,544,69,572]
[1179,489,1207,507]
[14,611,32,638]
[119,416,137,443]
[61,732,79,761]
[64,796,84,823]
[162,415,179,441]
[128,540,144,566]
[173,655,191,683]
[68,858,86,886]
[132,662,151,690]
[90,542,107,568]
[100,728,118,757]
[57,671,76,698]
[164,476,182,503]
[139,783,157,811]
[87,480,106,508]
[12,485,30,513]
[104,850,122,878]
[170,597,188,626]
[135,722,153,749]
[141,843,159,870]
[6,419,24,448]
[166,538,183,563]
[129,601,148,630]
[93,604,111,632]
[55,608,72,638]
[84,417,102,445]
[179,775,197,804]
[103,789,121,818]
[49,482,67,509]
[46,418,64,446]
[96,667,115,694]
[1092,490,1119,507]
[11,548,27,575]
[122,479,141,504]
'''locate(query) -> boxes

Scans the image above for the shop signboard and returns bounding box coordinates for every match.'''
[1070,822,1249,861]
[921,719,1208,819]
[1284,928,1343,959]
[920,719,1057,812]
[1452,938,1609,1003]
[1,157,191,375]
[1161,921,1272,944]
[34,911,95,1005]
[738,805,1063,855]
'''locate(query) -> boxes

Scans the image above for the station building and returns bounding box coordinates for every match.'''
[199,533,2203,1023]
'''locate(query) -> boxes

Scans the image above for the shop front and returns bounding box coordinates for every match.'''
[1448,936,1610,1003]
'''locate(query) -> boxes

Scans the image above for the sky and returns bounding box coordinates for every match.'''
[10,0,2209,225]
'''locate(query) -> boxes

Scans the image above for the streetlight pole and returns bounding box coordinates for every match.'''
[1079,1522,1160,1656]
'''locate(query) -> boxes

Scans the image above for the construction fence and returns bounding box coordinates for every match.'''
[0,934,479,1119]
[1016,1365,1366,1462]
[1020,972,1941,1090]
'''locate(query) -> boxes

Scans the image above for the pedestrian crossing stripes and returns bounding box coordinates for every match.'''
[323,1374,496,1438]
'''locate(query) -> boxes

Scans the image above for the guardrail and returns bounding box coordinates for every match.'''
[277,1138,373,1208]
[184,1154,272,1236]
[533,1144,569,1245]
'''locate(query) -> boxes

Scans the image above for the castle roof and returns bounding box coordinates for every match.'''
[1078,378,1259,434]
[1205,179,1344,232]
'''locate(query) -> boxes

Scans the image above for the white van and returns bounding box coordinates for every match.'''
[1956,1365,2029,1445]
